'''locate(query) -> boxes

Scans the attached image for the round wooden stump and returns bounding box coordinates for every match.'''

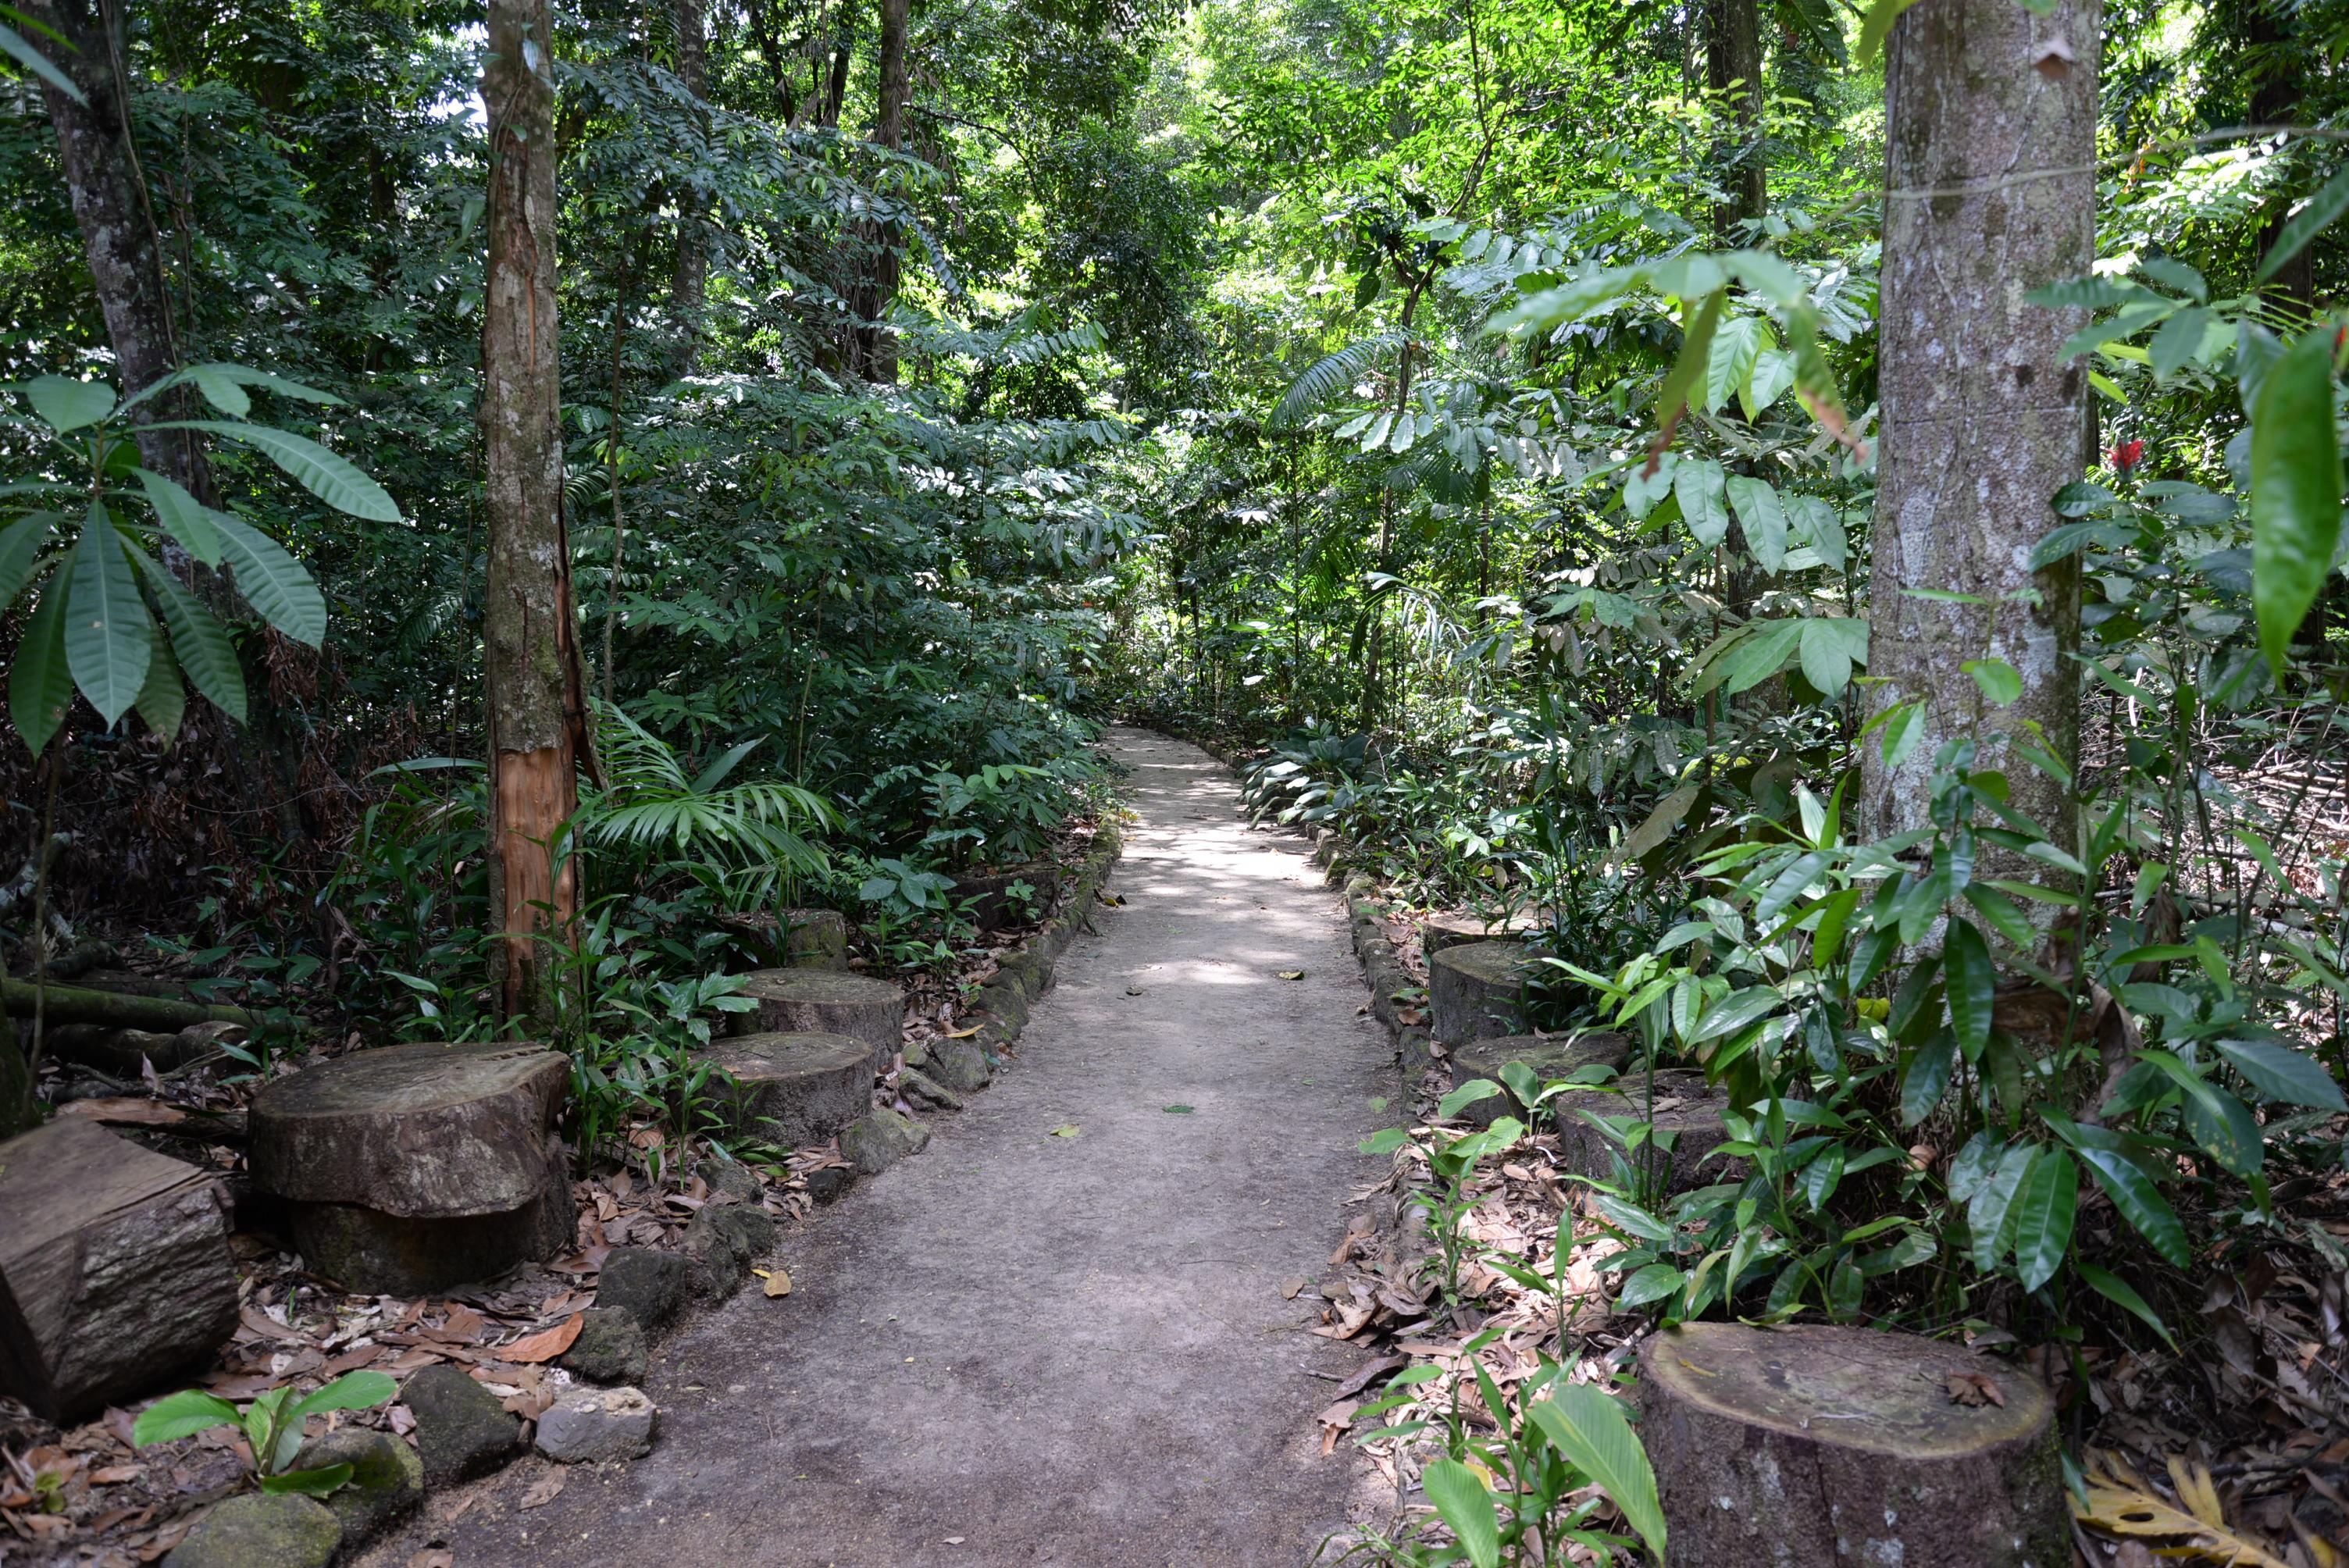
[1429,940,1533,1044]
[1554,1068,1738,1193]
[1447,1031,1627,1128]
[779,909,850,971]
[951,866,1063,934]
[1419,908,1549,957]
[1640,1322,2066,1568]
[728,970,904,1071]
[249,1042,572,1295]
[698,1032,872,1147]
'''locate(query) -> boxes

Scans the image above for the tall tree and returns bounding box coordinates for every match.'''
[1862,0,2099,864]
[850,0,910,381]
[1705,0,1764,237]
[482,0,594,1021]
[669,0,708,376]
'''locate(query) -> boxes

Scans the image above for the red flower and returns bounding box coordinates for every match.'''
[2109,439,2144,472]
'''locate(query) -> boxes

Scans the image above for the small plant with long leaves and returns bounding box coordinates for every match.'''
[130,1371,397,1496]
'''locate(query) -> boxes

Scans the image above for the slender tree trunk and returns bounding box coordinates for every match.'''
[2247,0,2314,312]
[668,0,708,377]
[850,0,909,381]
[482,0,592,1024]
[1862,0,2098,869]
[1705,0,1765,238]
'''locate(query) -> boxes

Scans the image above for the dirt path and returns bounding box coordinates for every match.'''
[374,728,1393,1567]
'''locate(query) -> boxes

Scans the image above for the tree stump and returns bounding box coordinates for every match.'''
[0,1119,237,1422]
[1429,940,1533,1044]
[248,1043,572,1295]
[1448,1032,1628,1128]
[726,970,904,1071]
[779,909,850,971]
[697,1032,871,1146]
[951,866,1062,934]
[1420,908,1549,957]
[1553,1068,1738,1193]
[1640,1322,2067,1567]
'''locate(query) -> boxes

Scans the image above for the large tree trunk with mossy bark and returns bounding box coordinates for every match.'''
[850,0,910,382]
[1706,0,1764,239]
[668,0,708,377]
[1860,0,2097,868]
[482,0,594,1024]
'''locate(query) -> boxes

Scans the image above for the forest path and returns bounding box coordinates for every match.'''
[369,727,1392,1568]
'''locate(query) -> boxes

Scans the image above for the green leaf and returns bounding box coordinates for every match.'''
[1654,290,1726,444]
[1797,619,1853,695]
[1688,984,1782,1045]
[9,568,70,754]
[1359,1128,1410,1155]
[2214,1038,2345,1111]
[1966,1141,2036,1273]
[1758,850,1828,922]
[24,375,116,433]
[1741,348,1796,420]
[257,1463,351,1497]
[0,511,57,608]
[1420,1459,1501,1568]
[0,18,88,104]
[1528,1384,1666,1562]
[2248,330,2342,673]
[1705,314,1768,415]
[65,503,151,725]
[1963,657,2023,707]
[133,469,223,566]
[1674,458,1729,547]
[1942,918,1996,1061]
[1854,0,1923,66]
[1879,700,1926,769]
[1613,1263,1687,1310]
[1788,495,1845,572]
[2069,1144,2190,1267]
[135,629,185,743]
[2009,1148,2077,1292]
[131,1389,244,1447]
[289,1370,397,1423]
[1438,1078,1502,1119]
[1901,1029,1955,1125]
[155,421,401,522]
[1727,476,1787,573]
[207,510,326,646]
[2148,308,2212,380]
[2258,165,2349,283]
[2076,1262,2177,1352]
[134,553,247,724]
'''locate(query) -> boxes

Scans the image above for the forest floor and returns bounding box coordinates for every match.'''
[357,728,1398,1567]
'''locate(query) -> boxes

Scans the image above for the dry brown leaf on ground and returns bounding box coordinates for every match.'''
[499,1314,583,1364]
[519,1470,568,1509]
[757,1267,793,1298]
[2074,1451,2292,1567]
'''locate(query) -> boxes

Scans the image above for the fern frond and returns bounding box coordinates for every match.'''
[1269,331,1406,432]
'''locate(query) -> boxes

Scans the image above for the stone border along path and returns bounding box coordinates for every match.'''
[360,728,1398,1568]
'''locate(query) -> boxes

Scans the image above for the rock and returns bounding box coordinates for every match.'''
[401,1364,521,1488]
[163,1492,340,1568]
[802,1165,854,1205]
[900,1067,966,1110]
[249,1042,573,1295]
[534,1384,657,1463]
[701,1160,761,1205]
[779,908,850,971]
[1641,1322,2066,1567]
[0,1119,237,1423]
[725,971,904,1071]
[1428,941,1533,1045]
[683,1203,776,1300]
[561,1306,649,1384]
[950,865,1062,933]
[595,1245,687,1331]
[924,1033,989,1093]
[1448,1032,1630,1128]
[290,1427,421,1543]
[838,1108,930,1174]
[1419,908,1550,957]
[1553,1069,1740,1196]
[697,1032,871,1147]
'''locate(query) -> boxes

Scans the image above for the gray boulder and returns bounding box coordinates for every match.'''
[596,1245,686,1331]
[839,1109,930,1174]
[683,1203,776,1300]
[401,1364,520,1487]
[291,1427,421,1544]
[561,1306,648,1384]
[534,1385,658,1463]
[163,1493,339,1568]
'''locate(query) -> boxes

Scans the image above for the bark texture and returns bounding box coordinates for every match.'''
[1428,939,1531,1045]
[669,0,709,376]
[482,0,592,1021]
[1862,0,2098,857]
[849,0,911,381]
[697,1031,872,1145]
[725,968,904,1070]
[1706,0,1766,237]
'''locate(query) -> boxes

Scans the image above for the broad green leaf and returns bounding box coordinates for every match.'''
[189,364,251,417]
[2214,1038,2345,1111]
[1798,618,1852,694]
[289,1370,397,1422]
[2009,1148,2076,1292]
[1420,1459,1501,1568]
[2070,1145,2190,1267]
[0,511,56,607]
[1963,657,2023,707]
[2148,307,2212,380]
[1705,314,1768,415]
[1726,476,1786,572]
[2258,165,2349,283]
[2248,330,2342,672]
[1966,1141,2037,1273]
[1674,458,1729,547]
[2076,1262,2177,1352]
[1438,1078,1502,1119]
[131,1388,243,1446]
[1855,0,1923,66]
[1688,984,1782,1045]
[258,1463,352,1497]
[1788,494,1845,571]
[1900,1028,1955,1125]
[65,504,151,724]
[2136,257,2208,302]
[1758,850,1827,922]
[1528,1384,1666,1562]
[156,421,401,522]
[135,629,185,743]
[133,469,223,565]
[134,552,247,724]
[1741,348,1796,420]
[1653,290,1725,444]
[208,510,326,646]
[1878,700,1926,769]
[9,568,70,753]
[1613,1263,1687,1310]
[24,374,115,433]
[1942,918,1995,1061]
[0,17,88,104]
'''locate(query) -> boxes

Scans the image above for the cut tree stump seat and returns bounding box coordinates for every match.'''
[727,970,903,1071]
[779,909,849,971]
[1553,1067,1739,1194]
[1641,1321,2067,1567]
[0,1118,237,1422]
[1446,1031,1628,1128]
[697,1032,872,1146]
[1428,940,1534,1044]
[1418,908,1552,957]
[248,1042,572,1295]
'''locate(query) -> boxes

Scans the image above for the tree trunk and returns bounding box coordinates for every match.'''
[2247,0,2314,312]
[1706,0,1765,238]
[1862,0,2098,868]
[668,0,708,377]
[850,0,909,382]
[482,0,591,1024]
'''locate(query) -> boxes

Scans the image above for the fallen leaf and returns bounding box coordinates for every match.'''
[944,1537,967,1545]
[499,1313,583,1364]
[89,1465,142,1486]
[1278,970,1306,981]
[519,1470,568,1509]
[1048,1124,1081,1139]
[1281,1278,1309,1300]
[943,1025,982,1039]
[1163,1105,1194,1115]
[1944,1370,2005,1408]
[761,1267,793,1299]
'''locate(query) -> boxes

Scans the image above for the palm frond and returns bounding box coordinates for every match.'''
[1269,330,1406,432]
